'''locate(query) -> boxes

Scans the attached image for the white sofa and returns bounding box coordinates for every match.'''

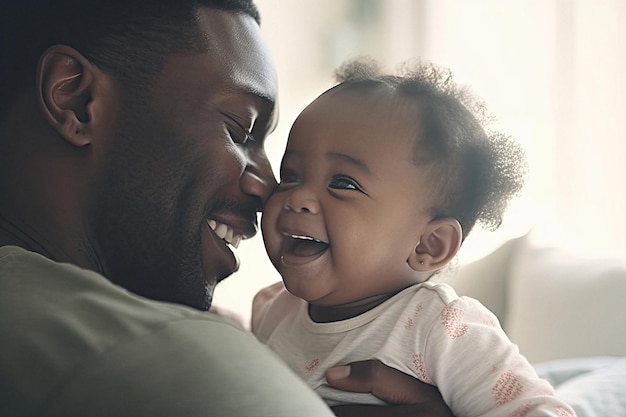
[446,229,626,417]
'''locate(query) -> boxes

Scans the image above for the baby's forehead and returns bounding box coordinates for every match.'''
[312,84,423,122]
[324,81,405,102]
[292,85,425,149]
[289,90,427,161]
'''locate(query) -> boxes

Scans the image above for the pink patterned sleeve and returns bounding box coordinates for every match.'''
[421,296,576,417]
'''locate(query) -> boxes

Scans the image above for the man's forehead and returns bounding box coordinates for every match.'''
[196,8,278,103]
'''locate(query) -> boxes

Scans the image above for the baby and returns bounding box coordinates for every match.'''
[252,58,575,416]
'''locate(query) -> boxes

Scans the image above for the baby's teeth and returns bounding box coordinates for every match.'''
[225,228,234,243]
[231,235,242,249]
[214,223,228,239]
[207,219,217,230]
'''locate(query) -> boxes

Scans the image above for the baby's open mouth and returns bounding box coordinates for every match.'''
[284,234,329,257]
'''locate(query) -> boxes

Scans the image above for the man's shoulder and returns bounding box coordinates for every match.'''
[0,247,333,416]
[0,246,230,406]
[0,244,211,325]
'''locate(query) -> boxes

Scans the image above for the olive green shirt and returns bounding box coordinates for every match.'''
[0,246,333,417]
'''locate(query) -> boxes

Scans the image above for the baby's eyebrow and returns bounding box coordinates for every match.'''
[326,152,371,175]
[281,149,302,161]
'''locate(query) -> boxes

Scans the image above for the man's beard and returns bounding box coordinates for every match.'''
[92,177,214,310]
[88,102,214,310]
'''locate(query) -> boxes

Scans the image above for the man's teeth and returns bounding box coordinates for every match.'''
[207,219,242,248]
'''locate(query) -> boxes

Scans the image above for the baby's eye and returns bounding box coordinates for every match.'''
[329,175,361,191]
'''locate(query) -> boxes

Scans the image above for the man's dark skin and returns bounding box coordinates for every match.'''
[0,2,452,416]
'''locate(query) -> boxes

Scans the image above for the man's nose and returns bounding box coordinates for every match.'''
[240,150,277,209]
[283,187,320,214]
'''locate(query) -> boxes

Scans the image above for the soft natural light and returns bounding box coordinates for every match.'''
[215,0,626,325]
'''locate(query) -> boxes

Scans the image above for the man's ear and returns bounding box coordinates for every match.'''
[407,218,462,272]
[37,45,96,147]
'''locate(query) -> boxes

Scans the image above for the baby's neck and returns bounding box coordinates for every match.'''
[307,291,401,323]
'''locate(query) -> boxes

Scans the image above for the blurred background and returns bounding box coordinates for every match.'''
[215,0,626,324]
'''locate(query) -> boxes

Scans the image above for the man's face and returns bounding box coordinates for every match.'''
[92,9,278,310]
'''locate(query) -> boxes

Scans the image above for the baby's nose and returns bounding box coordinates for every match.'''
[284,191,319,214]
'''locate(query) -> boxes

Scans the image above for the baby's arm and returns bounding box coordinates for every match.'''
[424,296,575,416]
[251,281,285,334]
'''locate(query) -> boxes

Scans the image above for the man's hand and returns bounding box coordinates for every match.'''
[326,360,454,417]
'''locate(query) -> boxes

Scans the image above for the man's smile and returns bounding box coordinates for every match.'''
[207,219,244,248]
[201,216,255,284]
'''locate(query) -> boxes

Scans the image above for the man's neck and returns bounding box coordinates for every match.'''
[0,213,56,258]
[0,210,105,276]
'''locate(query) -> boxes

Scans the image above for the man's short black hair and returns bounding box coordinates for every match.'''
[0,0,261,118]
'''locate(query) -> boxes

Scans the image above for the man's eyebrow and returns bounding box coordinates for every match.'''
[232,85,275,105]
[251,90,274,104]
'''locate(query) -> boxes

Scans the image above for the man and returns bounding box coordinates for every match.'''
[0,1,452,415]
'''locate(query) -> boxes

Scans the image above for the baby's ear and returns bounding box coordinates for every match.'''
[407,218,462,272]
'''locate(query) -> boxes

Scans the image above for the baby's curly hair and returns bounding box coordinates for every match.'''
[333,57,527,240]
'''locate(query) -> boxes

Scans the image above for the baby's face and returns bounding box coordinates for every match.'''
[261,87,436,310]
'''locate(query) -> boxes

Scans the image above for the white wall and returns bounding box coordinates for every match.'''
[214,0,626,325]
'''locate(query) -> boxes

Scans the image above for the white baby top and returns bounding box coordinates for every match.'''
[253,281,576,416]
